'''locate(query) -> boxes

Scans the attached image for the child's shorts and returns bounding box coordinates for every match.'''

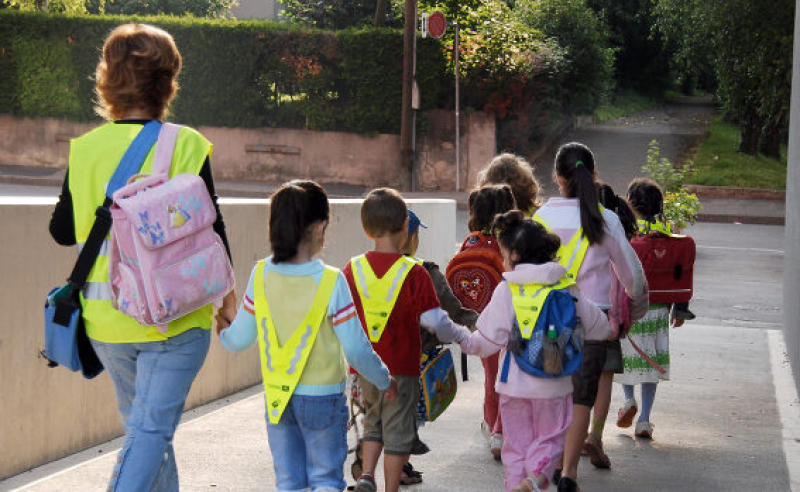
[603,339,624,374]
[572,340,607,407]
[358,375,420,455]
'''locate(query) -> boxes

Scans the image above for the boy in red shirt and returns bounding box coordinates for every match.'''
[344,188,471,492]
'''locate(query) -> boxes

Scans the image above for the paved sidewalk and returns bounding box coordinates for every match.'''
[2,222,798,492]
[3,324,797,491]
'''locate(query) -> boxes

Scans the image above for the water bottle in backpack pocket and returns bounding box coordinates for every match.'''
[501,283,583,382]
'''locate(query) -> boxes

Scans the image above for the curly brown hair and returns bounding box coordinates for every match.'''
[95,23,181,121]
[475,153,542,215]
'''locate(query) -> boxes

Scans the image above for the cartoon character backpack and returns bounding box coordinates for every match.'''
[445,232,505,313]
[108,123,235,328]
[501,283,583,381]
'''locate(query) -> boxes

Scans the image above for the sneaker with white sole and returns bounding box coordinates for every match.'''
[616,398,638,428]
[355,474,377,492]
[490,434,503,460]
[635,421,654,439]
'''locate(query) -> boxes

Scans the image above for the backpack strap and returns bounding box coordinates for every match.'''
[500,348,512,384]
[66,121,162,290]
[152,123,183,176]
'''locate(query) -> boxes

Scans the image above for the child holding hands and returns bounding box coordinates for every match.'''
[219,180,398,492]
[343,188,472,492]
[460,211,613,492]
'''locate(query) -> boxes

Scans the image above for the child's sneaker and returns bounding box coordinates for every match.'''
[635,421,654,439]
[355,474,377,492]
[616,398,638,428]
[490,434,503,460]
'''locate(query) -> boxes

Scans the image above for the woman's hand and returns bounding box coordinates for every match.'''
[215,290,237,335]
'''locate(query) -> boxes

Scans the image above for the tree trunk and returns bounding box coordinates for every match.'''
[374,0,387,27]
[739,110,762,156]
[760,112,785,159]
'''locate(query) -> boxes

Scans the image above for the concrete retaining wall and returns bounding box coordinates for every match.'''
[0,198,456,480]
[0,113,496,191]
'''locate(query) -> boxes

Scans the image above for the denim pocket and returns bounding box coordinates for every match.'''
[299,394,346,431]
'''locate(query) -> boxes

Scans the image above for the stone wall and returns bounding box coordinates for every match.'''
[0,113,496,191]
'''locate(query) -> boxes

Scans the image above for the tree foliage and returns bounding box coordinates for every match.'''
[278,0,403,29]
[586,0,671,96]
[654,0,795,157]
[515,0,614,113]
[95,0,236,18]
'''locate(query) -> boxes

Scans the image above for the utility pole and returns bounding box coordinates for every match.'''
[401,0,417,191]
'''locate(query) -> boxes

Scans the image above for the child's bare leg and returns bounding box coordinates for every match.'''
[384,453,408,492]
[562,404,590,480]
[590,371,614,441]
[361,440,383,477]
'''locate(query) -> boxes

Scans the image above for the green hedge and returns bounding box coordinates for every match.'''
[0,11,448,133]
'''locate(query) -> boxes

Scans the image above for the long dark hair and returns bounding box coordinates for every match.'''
[597,181,637,240]
[627,177,664,223]
[269,180,329,263]
[554,142,604,244]
[494,210,561,266]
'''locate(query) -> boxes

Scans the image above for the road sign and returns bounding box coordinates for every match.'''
[427,11,446,39]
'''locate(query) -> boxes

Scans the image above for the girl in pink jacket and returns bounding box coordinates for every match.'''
[460,211,612,492]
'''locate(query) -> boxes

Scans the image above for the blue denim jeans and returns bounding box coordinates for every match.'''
[91,328,210,492]
[266,393,349,492]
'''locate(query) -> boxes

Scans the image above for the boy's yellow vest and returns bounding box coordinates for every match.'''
[69,122,212,343]
[253,261,339,424]
[350,255,417,342]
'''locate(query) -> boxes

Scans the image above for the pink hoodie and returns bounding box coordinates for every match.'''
[535,197,648,313]
[459,263,613,400]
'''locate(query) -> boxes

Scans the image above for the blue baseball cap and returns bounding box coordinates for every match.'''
[408,209,428,234]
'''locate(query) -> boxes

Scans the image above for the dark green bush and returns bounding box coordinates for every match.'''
[0,10,448,132]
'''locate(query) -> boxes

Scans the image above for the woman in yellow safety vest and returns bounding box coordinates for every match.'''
[48,23,237,492]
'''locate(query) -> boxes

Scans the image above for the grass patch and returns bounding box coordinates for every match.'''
[689,116,787,190]
[594,91,657,122]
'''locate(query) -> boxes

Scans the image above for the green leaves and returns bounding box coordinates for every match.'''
[642,140,700,229]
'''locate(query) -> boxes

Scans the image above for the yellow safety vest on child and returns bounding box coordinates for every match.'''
[637,218,673,235]
[350,255,417,342]
[253,260,338,424]
[533,214,596,288]
[507,282,555,339]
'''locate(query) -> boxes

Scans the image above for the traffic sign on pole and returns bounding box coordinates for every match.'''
[427,11,446,39]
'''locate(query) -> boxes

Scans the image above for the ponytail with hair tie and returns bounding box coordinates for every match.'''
[555,142,605,245]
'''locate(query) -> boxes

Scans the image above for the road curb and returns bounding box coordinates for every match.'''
[687,184,786,201]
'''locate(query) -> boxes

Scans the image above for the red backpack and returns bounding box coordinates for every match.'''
[630,231,696,304]
[445,232,505,313]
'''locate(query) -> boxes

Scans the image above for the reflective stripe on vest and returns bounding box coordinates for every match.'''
[637,219,672,235]
[351,255,417,342]
[533,205,604,288]
[533,216,588,288]
[254,261,338,424]
[508,282,553,339]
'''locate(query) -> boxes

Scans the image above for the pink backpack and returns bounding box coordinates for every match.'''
[108,123,234,330]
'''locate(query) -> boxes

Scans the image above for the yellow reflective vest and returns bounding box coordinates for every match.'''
[253,260,339,424]
[637,218,672,235]
[68,122,212,343]
[507,282,555,339]
[350,254,417,342]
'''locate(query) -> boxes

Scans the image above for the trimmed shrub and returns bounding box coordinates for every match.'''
[0,10,448,133]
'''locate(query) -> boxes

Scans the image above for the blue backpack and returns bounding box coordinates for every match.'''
[500,284,583,382]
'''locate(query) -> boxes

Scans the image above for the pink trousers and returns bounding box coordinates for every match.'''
[482,354,503,435]
[499,394,572,491]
